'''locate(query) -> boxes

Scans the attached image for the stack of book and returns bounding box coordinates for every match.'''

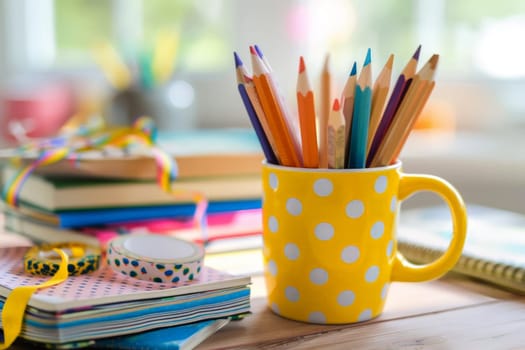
[0,129,264,348]
[0,129,264,254]
[0,246,251,349]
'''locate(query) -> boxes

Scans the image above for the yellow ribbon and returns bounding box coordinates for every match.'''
[0,247,78,349]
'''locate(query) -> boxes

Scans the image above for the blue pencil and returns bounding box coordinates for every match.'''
[348,49,372,168]
[234,52,278,164]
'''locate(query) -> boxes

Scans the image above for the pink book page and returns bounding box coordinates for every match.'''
[81,208,262,248]
[0,247,250,312]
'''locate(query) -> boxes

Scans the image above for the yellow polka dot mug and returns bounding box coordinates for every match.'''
[262,161,467,324]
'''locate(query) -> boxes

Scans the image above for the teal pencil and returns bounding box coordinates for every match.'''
[348,49,372,169]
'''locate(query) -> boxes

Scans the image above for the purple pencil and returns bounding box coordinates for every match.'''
[366,45,421,166]
[234,52,279,164]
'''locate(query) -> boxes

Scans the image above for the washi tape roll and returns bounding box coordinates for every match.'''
[107,234,204,283]
[24,242,101,276]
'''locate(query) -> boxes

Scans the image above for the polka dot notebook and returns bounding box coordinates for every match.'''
[0,246,251,312]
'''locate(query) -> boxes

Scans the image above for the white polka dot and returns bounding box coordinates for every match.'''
[386,240,394,257]
[390,196,397,212]
[267,260,277,276]
[337,290,355,306]
[346,200,364,218]
[310,268,328,285]
[370,221,384,239]
[341,246,360,263]
[268,216,278,233]
[313,179,333,197]
[308,311,326,324]
[284,243,300,260]
[271,303,280,314]
[286,198,302,216]
[285,286,300,302]
[314,223,334,240]
[365,266,380,283]
[358,309,372,322]
[374,175,388,193]
[269,173,278,190]
[381,283,390,300]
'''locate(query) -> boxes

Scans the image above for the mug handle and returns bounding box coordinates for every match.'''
[391,173,468,282]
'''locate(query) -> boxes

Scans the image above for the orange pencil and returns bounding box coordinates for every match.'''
[367,54,394,155]
[250,46,301,167]
[296,56,319,168]
[318,53,332,168]
[254,45,303,164]
[369,54,438,167]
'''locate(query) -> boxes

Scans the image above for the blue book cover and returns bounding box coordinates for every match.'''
[92,318,230,350]
[21,199,262,228]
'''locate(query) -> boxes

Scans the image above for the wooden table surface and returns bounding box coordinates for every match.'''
[2,233,524,349]
[197,275,525,350]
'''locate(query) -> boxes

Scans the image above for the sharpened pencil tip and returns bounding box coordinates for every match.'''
[323,53,331,69]
[299,56,305,73]
[364,48,372,66]
[332,98,340,111]
[429,54,439,69]
[413,45,422,60]
[249,46,257,55]
[234,52,243,68]
[350,61,357,76]
[386,54,394,69]
[254,44,263,58]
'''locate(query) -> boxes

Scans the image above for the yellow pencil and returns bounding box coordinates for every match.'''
[367,54,394,155]
[151,30,180,84]
[92,41,132,90]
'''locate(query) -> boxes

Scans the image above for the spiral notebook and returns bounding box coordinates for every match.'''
[398,205,525,294]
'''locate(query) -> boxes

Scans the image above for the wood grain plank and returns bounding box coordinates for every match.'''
[198,277,517,350]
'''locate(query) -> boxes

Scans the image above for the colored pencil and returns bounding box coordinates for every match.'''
[252,45,303,166]
[241,77,281,164]
[367,54,394,155]
[369,54,438,167]
[151,30,180,84]
[348,49,373,169]
[92,41,133,90]
[296,56,319,168]
[341,62,357,165]
[234,52,280,163]
[234,52,278,164]
[250,46,302,167]
[327,98,346,169]
[254,44,272,71]
[319,53,332,168]
[138,51,155,90]
[367,45,421,165]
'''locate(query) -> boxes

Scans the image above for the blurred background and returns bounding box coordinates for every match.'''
[0,0,523,211]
